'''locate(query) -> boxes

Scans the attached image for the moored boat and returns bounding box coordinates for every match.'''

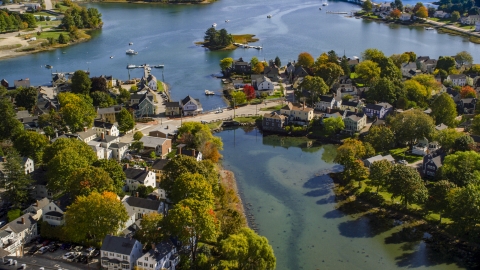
[45,65,53,69]
[126,49,138,55]
[127,64,136,69]
[267,15,272,18]
[154,65,164,68]
[205,90,215,95]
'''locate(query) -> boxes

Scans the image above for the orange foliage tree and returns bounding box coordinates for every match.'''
[460,85,476,98]
[243,85,256,101]
[390,9,401,19]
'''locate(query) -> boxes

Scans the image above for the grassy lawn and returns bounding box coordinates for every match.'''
[206,121,222,130]
[234,116,260,123]
[37,30,69,40]
[350,72,358,79]
[157,81,164,92]
[232,34,259,43]
[260,104,283,111]
[0,44,21,50]
[38,21,61,27]
[389,147,423,163]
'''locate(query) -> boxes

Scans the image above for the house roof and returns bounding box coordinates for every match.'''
[319,95,335,102]
[97,107,116,114]
[151,159,169,171]
[31,197,49,211]
[4,213,36,234]
[93,121,116,129]
[365,102,392,111]
[364,154,395,164]
[96,135,119,143]
[165,101,180,108]
[140,136,169,148]
[122,195,161,211]
[425,154,444,168]
[425,59,437,65]
[282,102,313,112]
[16,110,30,119]
[101,235,139,255]
[417,56,430,62]
[342,100,360,107]
[264,112,285,120]
[109,142,129,149]
[401,62,417,70]
[181,95,201,108]
[124,168,150,183]
[142,240,176,262]
[435,123,448,131]
[76,129,97,140]
[448,74,466,80]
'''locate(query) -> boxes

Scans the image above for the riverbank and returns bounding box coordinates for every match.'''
[330,172,480,268]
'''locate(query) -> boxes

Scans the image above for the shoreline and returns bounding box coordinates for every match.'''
[219,169,247,220]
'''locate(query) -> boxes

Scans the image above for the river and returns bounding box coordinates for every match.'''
[219,128,463,270]
[2,0,480,111]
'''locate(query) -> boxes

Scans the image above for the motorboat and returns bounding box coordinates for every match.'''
[129,42,133,45]
[319,7,322,10]
[45,65,53,69]
[255,46,262,50]
[322,3,328,6]
[110,56,114,59]
[225,20,230,22]
[126,49,138,55]
[127,64,136,69]
[425,27,434,30]
[205,90,215,95]
[267,15,272,18]
[212,23,217,28]
[154,65,164,68]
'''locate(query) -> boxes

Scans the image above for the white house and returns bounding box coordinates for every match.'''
[122,195,165,220]
[363,155,395,167]
[316,95,341,111]
[146,74,158,91]
[343,113,367,133]
[335,84,357,98]
[109,142,130,162]
[22,198,49,221]
[252,76,275,96]
[124,166,156,191]
[433,10,450,18]
[460,15,480,25]
[136,241,180,270]
[101,235,143,270]
[41,201,65,226]
[181,95,203,116]
[280,102,314,123]
[446,74,470,86]
[23,157,34,174]
[0,214,37,256]
[399,13,411,21]
[412,138,441,156]
[93,121,119,137]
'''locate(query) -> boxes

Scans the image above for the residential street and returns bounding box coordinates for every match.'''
[424,18,480,37]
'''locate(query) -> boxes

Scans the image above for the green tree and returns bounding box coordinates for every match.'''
[364,125,394,153]
[388,109,435,146]
[169,172,214,205]
[377,57,402,81]
[219,227,276,270]
[274,56,281,67]
[300,75,329,101]
[91,91,115,108]
[436,56,456,72]
[344,159,369,186]
[231,91,247,106]
[471,115,480,135]
[454,51,473,66]
[135,184,154,198]
[369,160,393,193]
[335,138,366,164]
[412,74,441,94]
[435,128,463,152]
[93,159,126,194]
[387,165,428,206]
[218,208,245,240]
[58,33,68,44]
[130,141,144,152]
[7,209,21,222]
[68,166,115,197]
[323,117,345,136]
[133,131,143,141]
[448,185,480,235]
[58,93,96,132]
[315,62,344,86]
[15,86,37,111]
[71,70,91,95]
[454,135,475,152]
[250,56,259,68]
[297,52,314,68]
[0,98,24,140]
[426,180,456,223]
[64,191,128,244]
[430,93,457,127]
[367,77,400,104]
[20,13,36,28]
[363,0,373,13]
[451,11,460,21]
[404,80,428,106]
[164,198,219,262]
[117,88,131,105]
[134,212,164,246]
[217,28,233,47]
[441,151,480,187]
[117,108,135,133]
[362,48,385,62]
[220,57,233,71]
[355,60,381,86]
[0,149,32,208]
[340,55,351,77]
[13,131,49,163]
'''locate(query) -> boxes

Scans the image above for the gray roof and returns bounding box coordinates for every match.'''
[96,135,119,143]
[152,159,169,171]
[93,121,116,129]
[124,168,149,183]
[76,129,97,140]
[31,197,49,211]
[123,196,161,211]
[101,235,139,255]
[97,107,116,114]
[449,74,466,79]
[364,154,395,165]
[140,136,169,148]
[402,62,417,70]
[16,110,30,119]
[143,240,177,262]
[320,95,334,102]
[109,142,129,149]
[181,95,201,107]
[165,101,180,108]
[4,213,36,234]
[435,123,448,131]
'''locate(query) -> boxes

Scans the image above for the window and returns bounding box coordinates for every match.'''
[150,264,154,268]
[145,257,148,261]
[138,262,143,266]
[103,252,108,256]
[117,254,121,258]
[123,255,128,260]
[110,252,114,256]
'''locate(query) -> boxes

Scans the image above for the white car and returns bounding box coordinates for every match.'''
[62,252,74,260]
[37,247,49,254]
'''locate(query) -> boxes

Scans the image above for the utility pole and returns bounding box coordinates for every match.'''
[233,98,236,119]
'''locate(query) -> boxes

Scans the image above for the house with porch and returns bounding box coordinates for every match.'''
[181,96,203,116]
[446,74,470,86]
[101,235,143,270]
[458,98,477,114]
[136,240,180,270]
[124,166,156,191]
[232,58,251,74]
[340,100,363,112]
[0,213,37,256]
[460,15,480,25]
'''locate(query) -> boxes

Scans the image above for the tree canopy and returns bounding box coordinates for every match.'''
[388,109,435,146]
[13,131,49,163]
[71,70,92,95]
[430,93,457,127]
[297,52,314,68]
[387,165,428,206]
[0,98,24,140]
[58,92,96,132]
[117,108,135,133]
[68,166,115,197]
[0,149,32,208]
[355,60,380,85]
[15,87,37,111]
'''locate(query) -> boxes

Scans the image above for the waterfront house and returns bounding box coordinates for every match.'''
[232,58,251,74]
[93,120,119,137]
[139,136,172,158]
[165,101,181,116]
[476,21,480,31]
[181,95,203,116]
[399,13,411,21]
[13,78,30,89]
[401,62,418,78]
[412,138,441,156]
[364,102,392,119]
[340,100,363,112]
[0,213,37,256]
[124,166,156,191]
[460,15,480,25]
[363,155,395,168]
[280,102,314,123]
[458,98,477,114]
[144,74,158,91]
[131,92,155,118]
[446,74,469,86]
[136,240,180,270]
[316,95,341,112]
[262,112,287,132]
[433,10,450,19]
[101,235,143,270]
[122,195,166,220]
[97,105,122,123]
[343,112,367,134]
[423,153,444,178]
[232,79,247,89]
[252,76,275,96]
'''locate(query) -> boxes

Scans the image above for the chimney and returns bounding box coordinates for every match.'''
[84,127,87,132]
[136,192,139,197]
[192,149,196,157]
[178,146,182,156]
[151,243,155,250]
[21,217,25,224]
[145,166,148,172]
[327,108,331,114]
[125,163,129,169]
[101,132,105,140]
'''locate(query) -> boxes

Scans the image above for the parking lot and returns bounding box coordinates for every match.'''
[1,242,101,270]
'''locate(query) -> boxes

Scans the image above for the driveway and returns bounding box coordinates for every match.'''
[44,0,53,11]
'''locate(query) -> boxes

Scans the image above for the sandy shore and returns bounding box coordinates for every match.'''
[0,31,33,59]
[219,169,247,220]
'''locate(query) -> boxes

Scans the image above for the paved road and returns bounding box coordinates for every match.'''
[44,0,53,11]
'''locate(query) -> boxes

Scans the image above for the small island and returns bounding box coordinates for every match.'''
[196,27,259,50]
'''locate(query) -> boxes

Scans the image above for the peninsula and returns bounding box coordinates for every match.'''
[196,27,259,50]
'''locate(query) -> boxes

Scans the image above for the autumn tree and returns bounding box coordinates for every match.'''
[15,87,37,111]
[404,80,428,106]
[243,85,255,101]
[455,51,473,66]
[460,85,476,98]
[252,62,264,74]
[362,48,385,62]
[355,60,381,86]
[164,198,219,262]
[430,93,458,127]
[117,108,135,133]
[296,52,314,68]
[388,109,435,146]
[57,92,96,132]
[93,159,126,194]
[390,8,401,18]
[64,191,128,244]
[300,75,329,102]
[169,173,214,205]
[0,149,32,208]
[134,212,164,246]
[370,160,393,193]
[68,166,115,197]
[219,228,276,270]
[416,6,428,18]
[411,74,441,94]
[71,70,92,95]
[387,165,428,206]
[13,131,49,163]
[364,125,394,153]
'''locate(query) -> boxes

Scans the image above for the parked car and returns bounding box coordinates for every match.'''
[78,254,87,263]
[398,159,408,165]
[67,252,80,262]
[37,246,49,254]
[27,245,39,255]
[92,249,100,257]
[49,244,59,252]
[61,243,71,250]
[62,252,74,260]
[86,247,95,255]
[41,240,50,246]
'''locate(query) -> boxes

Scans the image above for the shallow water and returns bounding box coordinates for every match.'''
[219,128,463,270]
